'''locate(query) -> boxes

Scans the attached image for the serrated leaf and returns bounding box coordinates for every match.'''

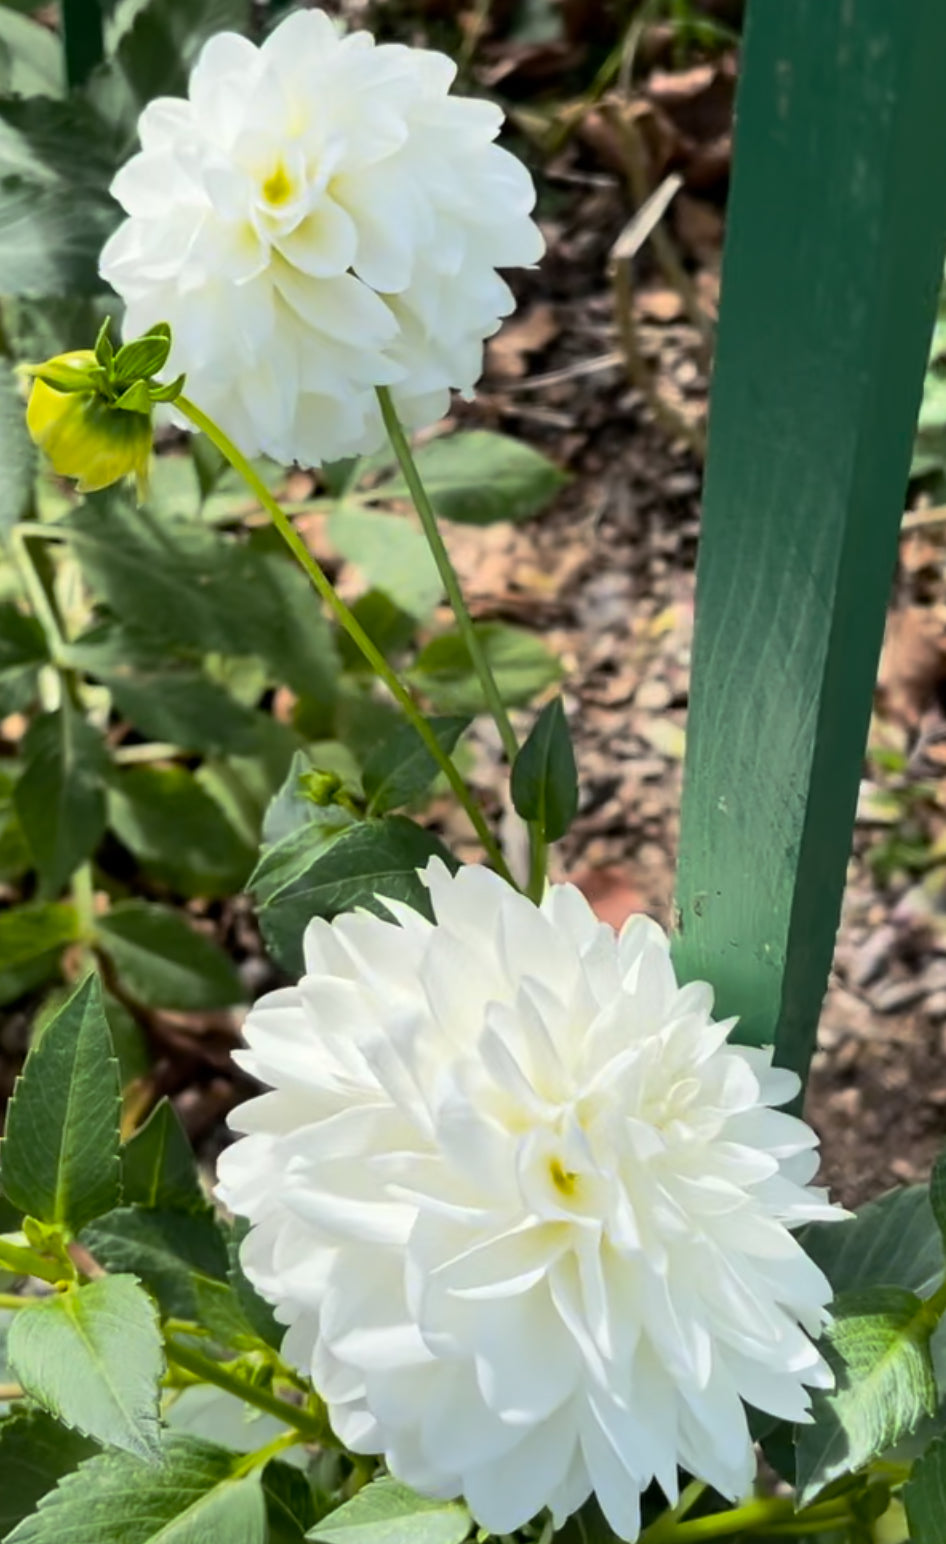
[0,363,36,545]
[94,666,264,757]
[328,503,442,621]
[409,623,562,713]
[14,706,109,896]
[0,975,121,1232]
[80,1206,239,1329]
[4,1433,266,1544]
[796,1286,939,1504]
[227,1220,282,1351]
[263,1459,318,1544]
[308,1478,471,1544]
[122,1100,206,1214]
[801,1185,944,1298]
[261,748,360,849]
[905,1433,946,1543]
[255,816,458,975]
[0,1410,98,1537]
[8,1276,163,1459]
[94,902,243,1011]
[510,696,578,842]
[369,431,567,526]
[107,764,254,899]
[363,716,469,816]
[0,901,79,972]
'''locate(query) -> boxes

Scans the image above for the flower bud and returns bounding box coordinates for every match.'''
[22,323,183,500]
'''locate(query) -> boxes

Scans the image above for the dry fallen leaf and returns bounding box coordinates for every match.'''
[877,605,946,729]
[487,304,559,380]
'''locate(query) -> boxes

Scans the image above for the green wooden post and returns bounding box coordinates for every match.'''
[672,0,946,1081]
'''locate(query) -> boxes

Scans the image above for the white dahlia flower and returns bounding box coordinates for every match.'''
[98,10,543,466]
[218,861,843,1540]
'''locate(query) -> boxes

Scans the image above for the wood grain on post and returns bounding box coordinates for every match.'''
[672,0,946,1080]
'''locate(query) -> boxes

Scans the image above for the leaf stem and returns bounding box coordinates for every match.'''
[176,395,513,885]
[0,1238,67,1286]
[375,388,546,894]
[641,1495,854,1542]
[232,1427,301,1478]
[0,1293,34,1310]
[165,1337,329,1445]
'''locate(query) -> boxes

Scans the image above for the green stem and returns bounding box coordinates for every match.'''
[0,1239,68,1287]
[232,1428,301,1478]
[375,389,519,764]
[165,1337,329,1445]
[375,388,547,895]
[176,395,513,885]
[0,1293,34,1311]
[923,1275,946,1324]
[656,1496,853,1542]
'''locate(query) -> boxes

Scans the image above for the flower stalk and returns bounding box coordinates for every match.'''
[176,393,515,887]
[165,1337,329,1445]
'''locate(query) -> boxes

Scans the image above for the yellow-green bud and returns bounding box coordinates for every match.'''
[26,353,152,498]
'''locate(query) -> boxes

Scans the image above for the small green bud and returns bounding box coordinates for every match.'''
[299,770,345,807]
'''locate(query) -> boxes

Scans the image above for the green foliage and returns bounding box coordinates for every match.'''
[80,1206,243,1333]
[511,696,578,843]
[795,1287,939,1504]
[5,1434,267,1544]
[0,976,121,1233]
[14,705,109,897]
[409,622,562,713]
[0,1410,97,1538]
[363,716,469,816]
[328,504,442,621]
[309,1478,472,1544]
[8,1276,164,1459]
[107,765,255,899]
[121,1099,207,1214]
[368,430,568,526]
[905,1433,946,1543]
[913,268,946,494]
[93,902,244,1011]
[0,901,80,973]
[0,361,36,543]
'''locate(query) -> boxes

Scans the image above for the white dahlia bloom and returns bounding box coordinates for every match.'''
[218,862,843,1539]
[99,10,543,466]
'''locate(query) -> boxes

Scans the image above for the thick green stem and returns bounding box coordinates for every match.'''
[176,395,513,885]
[0,1293,33,1311]
[0,1239,68,1287]
[375,388,547,894]
[165,1338,328,1445]
[647,1495,854,1542]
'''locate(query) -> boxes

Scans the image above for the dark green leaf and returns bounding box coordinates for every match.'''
[113,334,172,385]
[0,360,36,545]
[328,504,442,621]
[336,590,416,672]
[261,749,359,849]
[80,1207,237,1328]
[255,816,458,975]
[510,696,578,842]
[0,975,121,1232]
[801,1185,944,1298]
[929,1147,946,1255]
[0,98,119,295]
[905,1433,946,1543]
[100,668,264,756]
[0,951,63,1010]
[264,1460,318,1544]
[122,1099,206,1214]
[308,1478,471,1544]
[227,1220,282,1352]
[95,902,243,1011]
[251,806,357,905]
[107,764,255,899]
[409,623,561,713]
[0,901,79,972]
[8,1276,163,1460]
[0,1410,98,1537]
[14,706,109,895]
[0,603,46,671]
[4,1433,266,1544]
[363,716,469,816]
[796,1286,939,1504]
[369,431,567,526]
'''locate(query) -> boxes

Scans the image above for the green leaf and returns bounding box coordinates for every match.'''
[0,902,79,972]
[0,1410,98,1537]
[113,333,172,385]
[0,8,63,96]
[255,816,458,975]
[0,602,46,671]
[122,1099,206,1214]
[263,1459,318,1544]
[107,765,255,899]
[369,431,567,526]
[905,1433,946,1543]
[4,1433,267,1544]
[261,748,360,848]
[409,623,562,713]
[796,1286,939,1504]
[308,1478,471,1544]
[363,716,469,816]
[14,706,109,896]
[0,975,121,1232]
[8,1276,163,1459]
[80,1207,237,1328]
[95,667,264,757]
[328,503,442,620]
[94,0,252,136]
[0,361,36,545]
[336,590,417,672]
[801,1185,944,1298]
[0,99,119,295]
[251,807,357,908]
[510,696,578,842]
[94,902,244,1011]
[929,1147,946,1255]
[227,1220,282,1352]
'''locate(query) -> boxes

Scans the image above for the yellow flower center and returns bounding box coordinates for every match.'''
[262,161,295,207]
[549,1157,579,1197]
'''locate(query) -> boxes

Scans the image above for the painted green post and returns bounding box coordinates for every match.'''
[672,0,946,1081]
